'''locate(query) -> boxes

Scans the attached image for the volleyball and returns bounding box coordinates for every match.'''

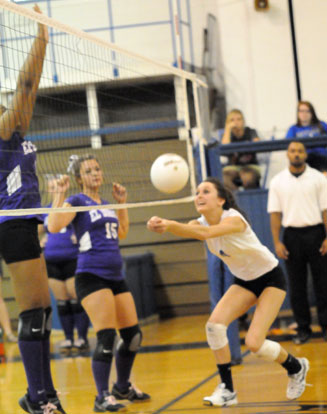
[150,153,189,194]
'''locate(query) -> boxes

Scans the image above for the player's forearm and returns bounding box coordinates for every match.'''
[17,25,48,90]
[164,221,209,240]
[117,209,129,239]
[221,128,232,144]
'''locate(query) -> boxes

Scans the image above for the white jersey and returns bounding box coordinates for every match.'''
[198,208,278,281]
[267,165,327,227]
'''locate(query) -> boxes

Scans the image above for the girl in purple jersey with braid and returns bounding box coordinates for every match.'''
[39,180,90,352]
[48,155,150,413]
[0,6,65,414]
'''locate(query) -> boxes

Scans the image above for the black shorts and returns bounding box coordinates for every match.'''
[233,265,287,298]
[46,259,77,281]
[75,272,130,302]
[0,219,42,264]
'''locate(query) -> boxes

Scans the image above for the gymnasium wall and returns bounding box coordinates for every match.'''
[14,0,327,138]
[3,0,326,325]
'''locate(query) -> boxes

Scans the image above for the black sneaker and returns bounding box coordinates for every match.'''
[94,392,125,412]
[112,383,151,402]
[73,338,89,351]
[231,357,243,366]
[19,394,58,414]
[292,329,312,345]
[47,392,67,414]
[322,327,327,342]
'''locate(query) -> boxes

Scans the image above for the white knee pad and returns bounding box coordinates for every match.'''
[253,339,281,361]
[205,322,228,350]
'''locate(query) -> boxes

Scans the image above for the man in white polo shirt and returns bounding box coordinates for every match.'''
[268,140,327,344]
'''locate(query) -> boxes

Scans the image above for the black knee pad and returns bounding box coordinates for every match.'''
[70,299,84,314]
[18,307,45,341]
[117,325,142,356]
[57,300,72,316]
[93,329,116,363]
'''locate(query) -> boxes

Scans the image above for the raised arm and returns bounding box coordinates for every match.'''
[48,175,76,233]
[221,120,233,145]
[147,216,246,240]
[0,5,48,140]
[112,183,129,239]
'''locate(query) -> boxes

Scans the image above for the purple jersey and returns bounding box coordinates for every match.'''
[43,206,78,262]
[66,193,123,280]
[0,132,41,223]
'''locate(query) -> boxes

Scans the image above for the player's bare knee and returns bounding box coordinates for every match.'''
[244,334,263,353]
[205,321,228,350]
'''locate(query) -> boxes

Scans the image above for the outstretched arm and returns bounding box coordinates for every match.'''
[147,216,246,240]
[0,5,48,140]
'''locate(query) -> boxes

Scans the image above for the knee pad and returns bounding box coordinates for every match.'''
[70,299,84,314]
[18,307,45,341]
[253,340,281,361]
[205,322,228,350]
[57,300,72,316]
[116,325,142,356]
[93,329,116,363]
[44,307,52,338]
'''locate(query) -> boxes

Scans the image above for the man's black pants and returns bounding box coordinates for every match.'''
[283,224,327,330]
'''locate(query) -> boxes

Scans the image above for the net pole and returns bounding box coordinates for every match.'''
[192,82,207,180]
[172,0,183,69]
[182,78,197,194]
[86,84,102,149]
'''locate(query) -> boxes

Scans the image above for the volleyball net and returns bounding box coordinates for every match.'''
[0,1,207,216]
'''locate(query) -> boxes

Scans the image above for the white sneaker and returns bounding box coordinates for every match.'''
[203,383,238,407]
[59,339,73,350]
[287,357,310,399]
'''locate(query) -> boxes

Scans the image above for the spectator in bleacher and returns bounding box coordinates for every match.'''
[286,101,327,173]
[268,141,327,345]
[220,109,261,191]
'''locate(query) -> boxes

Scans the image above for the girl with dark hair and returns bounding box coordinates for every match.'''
[0,6,66,414]
[147,177,309,407]
[286,101,327,172]
[48,155,150,412]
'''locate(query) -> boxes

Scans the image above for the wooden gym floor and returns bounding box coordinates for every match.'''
[0,314,326,414]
